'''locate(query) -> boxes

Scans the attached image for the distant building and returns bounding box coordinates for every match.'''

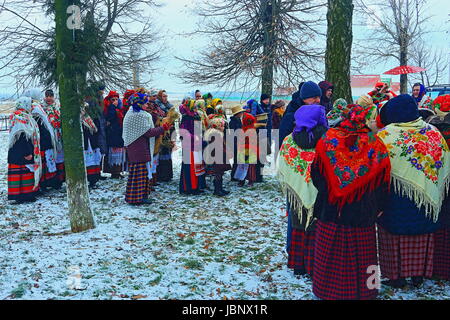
[275,86,296,97]
[351,75,400,98]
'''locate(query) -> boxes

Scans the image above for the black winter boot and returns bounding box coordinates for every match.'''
[219,176,230,195]
[213,178,227,197]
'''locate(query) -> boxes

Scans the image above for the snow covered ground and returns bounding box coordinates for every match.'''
[1,130,449,300]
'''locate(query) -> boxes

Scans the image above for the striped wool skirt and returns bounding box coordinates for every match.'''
[287,225,316,276]
[86,166,101,185]
[8,164,38,201]
[378,226,434,281]
[125,162,151,204]
[313,220,378,300]
[433,228,450,280]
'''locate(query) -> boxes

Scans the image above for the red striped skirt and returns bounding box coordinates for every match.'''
[125,162,151,204]
[313,220,378,300]
[433,228,450,280]
[287,224,316,275]
[8,164,38,200]
[86,166,101,176]
[378,226,434,280]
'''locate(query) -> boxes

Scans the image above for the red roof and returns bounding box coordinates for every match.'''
[351,75,381,88]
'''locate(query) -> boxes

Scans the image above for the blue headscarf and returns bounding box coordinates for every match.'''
[412,83,427,103]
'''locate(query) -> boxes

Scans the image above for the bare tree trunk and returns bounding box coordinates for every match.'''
[400,46,408,94]
[55,0,95,233]
[261,0,276,102]
[325,0,354,103]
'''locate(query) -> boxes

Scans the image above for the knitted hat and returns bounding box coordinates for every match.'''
[260,94,270,102]
[300,81,322,100]
[380,94,419,126]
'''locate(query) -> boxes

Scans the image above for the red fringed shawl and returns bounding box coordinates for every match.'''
[315,105,391,211]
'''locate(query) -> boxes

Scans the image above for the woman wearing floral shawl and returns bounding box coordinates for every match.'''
[377,94,450,288]
[311,104,391,300]
[8,97,42,203]
[277,104,328,277]
[428,95,450,281]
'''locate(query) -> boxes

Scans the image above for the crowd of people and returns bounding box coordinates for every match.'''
[7,85,287,204]
[5,78,450,300]
[278,80,450,300]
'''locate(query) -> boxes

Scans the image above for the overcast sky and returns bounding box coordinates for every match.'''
[0,0,448,96]
[153,0,449,94]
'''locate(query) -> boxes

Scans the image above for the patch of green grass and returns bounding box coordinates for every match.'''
[184,237,195,245]
[183,259,203,270]
[149,273,163,286]
[10,282,28,298]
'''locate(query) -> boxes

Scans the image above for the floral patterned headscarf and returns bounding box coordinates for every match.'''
[314,104,391,211]
[327,98,349,126]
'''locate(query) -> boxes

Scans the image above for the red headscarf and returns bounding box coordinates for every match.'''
[103,91,124,127]
[122,89,137,116]
[314,104,391,211]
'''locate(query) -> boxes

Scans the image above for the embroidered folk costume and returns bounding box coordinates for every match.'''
[8,97,42,202]
[377,94,450,288]
[277,105,328,276]
[179,99,204,195]
[103,91,126,178]
[81,103,102,188]
[311,104,391,300]
[233,112,258,186]
[31,100,58,190]
[123,93,167,204]
[155,90,176,182]
[41,91,64,186]
[204,117,232,196]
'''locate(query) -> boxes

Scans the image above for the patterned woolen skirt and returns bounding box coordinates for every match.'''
[313,220,378,300]
[378,226,434,280]
[433,228,450,280]
[8,164,38,201]
[126,162,151,204]
[287,225,316,276]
